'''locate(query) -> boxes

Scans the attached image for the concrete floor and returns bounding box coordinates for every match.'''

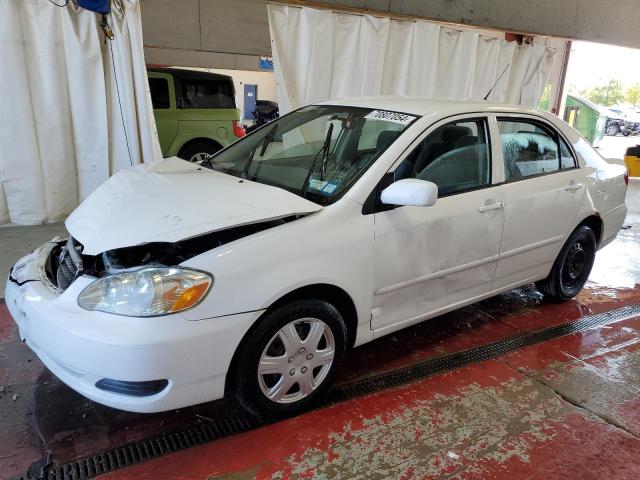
[597,134,640,164]
[1,141,639,479]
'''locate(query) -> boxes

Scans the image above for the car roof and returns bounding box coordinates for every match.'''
[315,96,541,118]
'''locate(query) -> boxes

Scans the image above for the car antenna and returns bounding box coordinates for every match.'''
[483,63,511,101]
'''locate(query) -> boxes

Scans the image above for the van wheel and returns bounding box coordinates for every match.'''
[536,226,597,301]
[178,142,221,164]
[233,300,347,417]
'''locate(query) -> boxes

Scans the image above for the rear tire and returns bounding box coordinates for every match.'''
[536,226,597,301]
[232,299,348,417]
[178,142,221,164]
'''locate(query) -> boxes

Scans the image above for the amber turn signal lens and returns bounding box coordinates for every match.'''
[171,282,210,312]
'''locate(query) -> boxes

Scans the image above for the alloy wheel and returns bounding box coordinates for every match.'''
[562,241,587,288]
[257,318,335,404]
[189,152,210,164]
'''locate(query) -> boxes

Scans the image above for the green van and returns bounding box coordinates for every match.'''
[147,68,245,163]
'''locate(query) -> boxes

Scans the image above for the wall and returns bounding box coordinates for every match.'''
[141,0,271,71]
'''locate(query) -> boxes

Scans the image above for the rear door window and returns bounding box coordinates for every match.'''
[181,78,235,109]
[498,119,559,180]
[560,137,577,169]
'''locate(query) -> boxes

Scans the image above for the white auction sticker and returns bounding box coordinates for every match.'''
[365,110,416,125]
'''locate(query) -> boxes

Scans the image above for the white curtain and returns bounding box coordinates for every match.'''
[0,0,161,225]
[268,5,557,114]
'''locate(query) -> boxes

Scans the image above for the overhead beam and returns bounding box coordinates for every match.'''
[299,0,640,48]
[139,0,640,70]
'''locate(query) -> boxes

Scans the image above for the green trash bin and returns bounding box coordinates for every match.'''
[563,94,607,146]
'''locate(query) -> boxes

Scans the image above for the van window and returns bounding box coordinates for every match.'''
[149,78,170,109]
[181,78,235,109]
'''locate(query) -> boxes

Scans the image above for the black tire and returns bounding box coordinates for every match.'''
[232,299,348,417]
[623,130,631,137]
[535,226,597,301]
[178,142,221,164]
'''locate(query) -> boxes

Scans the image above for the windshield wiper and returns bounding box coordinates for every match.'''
[240,124,278,179]
[301,123,333,198]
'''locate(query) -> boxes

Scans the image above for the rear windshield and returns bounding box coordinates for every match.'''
[181,77,235,109]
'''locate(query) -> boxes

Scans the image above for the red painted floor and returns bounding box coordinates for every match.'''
[99,314,640,480]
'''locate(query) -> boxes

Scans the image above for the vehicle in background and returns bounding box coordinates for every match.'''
[147,68,245,163]
[605,107,636,136]
[245,100,280,133]
[612,107,640,135]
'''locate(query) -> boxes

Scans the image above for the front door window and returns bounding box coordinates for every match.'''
[394,119,491,196]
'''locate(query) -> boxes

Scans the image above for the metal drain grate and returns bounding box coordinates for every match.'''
[14,303,640,480]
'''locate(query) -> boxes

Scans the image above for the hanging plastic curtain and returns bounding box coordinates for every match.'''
[0,0,161,225]
[268,5,557,114]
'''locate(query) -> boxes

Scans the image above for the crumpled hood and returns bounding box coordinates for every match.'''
[66,157,322,255]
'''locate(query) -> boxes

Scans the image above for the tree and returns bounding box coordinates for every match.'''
[580,79,625,106]
[627,83,640,108]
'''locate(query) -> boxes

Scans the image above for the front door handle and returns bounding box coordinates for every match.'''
[478,201,504,213]
[564,182,584,192]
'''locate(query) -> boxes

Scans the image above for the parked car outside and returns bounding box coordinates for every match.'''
[605,107,635,136]
[612,107,640,135]
[147,67,245,163]
[6,98,628,415]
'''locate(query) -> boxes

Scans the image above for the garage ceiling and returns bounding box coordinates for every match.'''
[141,0,640,70]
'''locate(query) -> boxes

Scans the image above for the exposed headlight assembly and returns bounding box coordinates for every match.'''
[78,267,212,317]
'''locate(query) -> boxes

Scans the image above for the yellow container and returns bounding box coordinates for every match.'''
[624,145,640,177]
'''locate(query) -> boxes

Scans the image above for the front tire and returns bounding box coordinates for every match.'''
[536,226,597,301]
[232,300,348,416]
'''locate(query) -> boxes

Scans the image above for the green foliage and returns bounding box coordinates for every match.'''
[579,79,625,106]
[627,83,640,108]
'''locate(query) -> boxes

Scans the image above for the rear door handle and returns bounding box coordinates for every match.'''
[564,182,584,192]
[478,201,504,213]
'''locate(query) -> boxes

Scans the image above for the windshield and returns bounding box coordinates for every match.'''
[206,105,418,205]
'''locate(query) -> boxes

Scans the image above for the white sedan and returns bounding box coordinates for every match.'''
[6,98,628,414]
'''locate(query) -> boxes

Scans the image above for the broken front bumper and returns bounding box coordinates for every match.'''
[5,240,263,413]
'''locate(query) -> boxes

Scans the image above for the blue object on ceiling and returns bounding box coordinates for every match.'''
[77,0,110,14]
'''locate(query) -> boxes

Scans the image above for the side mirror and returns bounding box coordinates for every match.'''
[380,178,438,207]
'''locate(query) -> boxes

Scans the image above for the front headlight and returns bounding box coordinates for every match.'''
[78,267,213,317]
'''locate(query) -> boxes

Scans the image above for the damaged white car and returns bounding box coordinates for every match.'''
[6,98,628,414]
